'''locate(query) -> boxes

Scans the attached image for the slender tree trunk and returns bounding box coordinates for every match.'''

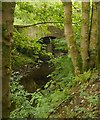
[89,2,97,69]
[2,2,15,118]
[97,1,100,74]
[0,2,2,119]
[62,1,81,74]
[81,1,90,71]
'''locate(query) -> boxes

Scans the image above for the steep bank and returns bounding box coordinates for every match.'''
[48,71,100,119]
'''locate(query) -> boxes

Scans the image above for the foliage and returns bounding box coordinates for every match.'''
[51,38,68,52]
[12,1,82,69]
[13,29,42,58]
[48,55,74,87]
[30,87,70,118]
[10,70,99,118]
[72,2,82,44]
[10,72,34,118]
[12,28,54,69]
[74,94,99,118]
[10,1,99,119]
[11,49,35,70]
[10,36,74,118]
[86,95,98,105]
[10,71,71,118]
[14,2,64,29]
[72,70,91,86]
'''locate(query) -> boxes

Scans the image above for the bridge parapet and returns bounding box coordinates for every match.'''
[16,25,65,40]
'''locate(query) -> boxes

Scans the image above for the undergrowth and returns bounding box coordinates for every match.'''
[10,53,74,118]
[10,35,99,118]
[11,49,35,70]
[10,55,95,118]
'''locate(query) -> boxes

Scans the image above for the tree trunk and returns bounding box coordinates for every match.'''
[97,2,100,74]
[89,2,97,69]
[2,2,15,118]
[81,1,90,71]
[0,2,2,119]
[62,1,81,74]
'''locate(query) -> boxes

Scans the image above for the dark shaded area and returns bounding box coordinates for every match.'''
[17,36,56,93]
[39,36,56,44]
[13,36,67,93]
[20,63,54,93]
[15,36,56,59]
[37,36,56,62]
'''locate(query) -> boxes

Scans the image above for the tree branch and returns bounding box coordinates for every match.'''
[14,21,63,28]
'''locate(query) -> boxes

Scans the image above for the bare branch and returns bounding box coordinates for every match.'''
[14,21,63,28]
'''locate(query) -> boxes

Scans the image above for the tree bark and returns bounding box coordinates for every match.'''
[0,2,2,119]
[97,1,100,74]
[2,2,15,118]
[62,1,81,74]
[89,2,97,69]
[81,1,90,71]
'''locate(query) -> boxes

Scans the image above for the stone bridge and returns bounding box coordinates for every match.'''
[16,25,65,58]
[15,25,65,93]
[16,25,65,40]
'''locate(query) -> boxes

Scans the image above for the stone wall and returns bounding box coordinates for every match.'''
[18,25,65,40]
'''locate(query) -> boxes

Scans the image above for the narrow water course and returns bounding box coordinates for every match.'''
[20,62,54,93]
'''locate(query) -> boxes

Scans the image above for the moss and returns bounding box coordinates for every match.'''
[76,54,82,73]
